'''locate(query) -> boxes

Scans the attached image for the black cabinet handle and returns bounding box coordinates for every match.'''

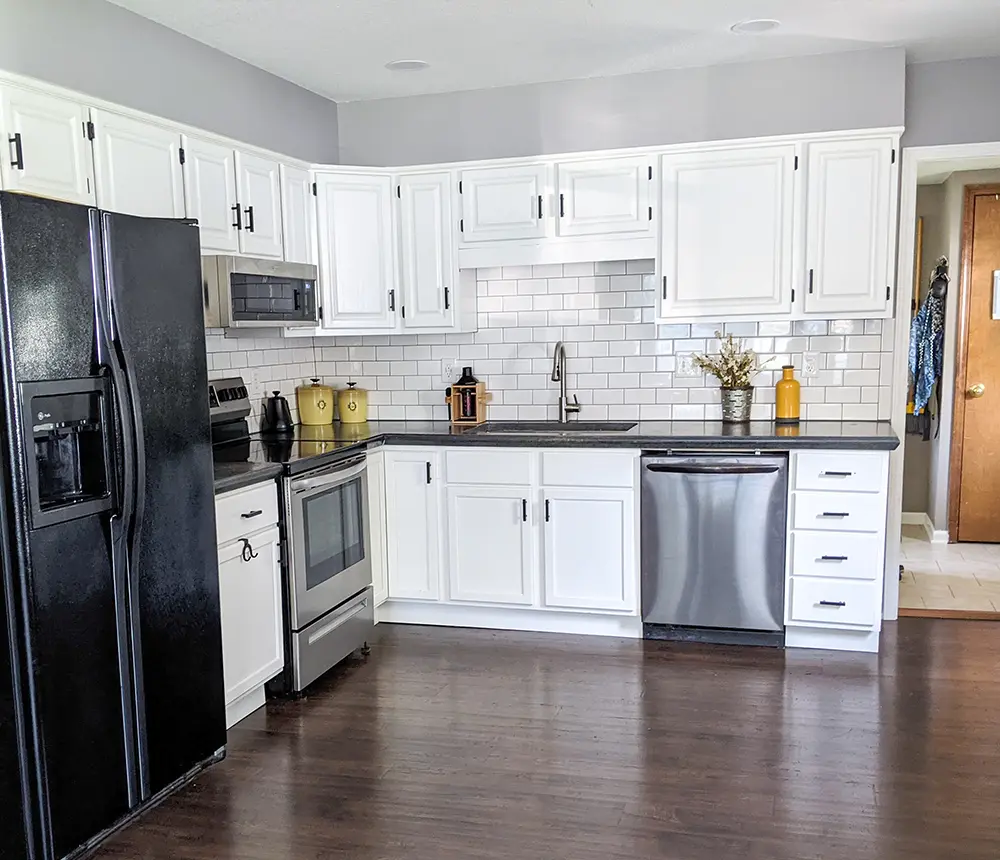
[522,499,528,522]
[388,289,395,311]
[245,205,255,233]
[240,538,259,562]
[559,193,565,217]
[819,600,846,607]
[537,194,543,219]
[820,512,850,518]
[821,471,853,477]
[662,275,667,300]
[9,133,23,169]
[808,268,814,294]
[293,289,300,311]
[544,499,551,522]
[820,555,848,562]
[231,204,242,230]
[425,462,432,484]
[444,287,450,310]
[240,510,263,519]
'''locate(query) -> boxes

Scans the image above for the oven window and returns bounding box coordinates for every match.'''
[302,476,365,590]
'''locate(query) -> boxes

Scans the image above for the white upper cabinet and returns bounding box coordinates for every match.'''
[235,151,283,259]
[555,156,654,237]
[91,109,185,218]
[803,138,895,316]
[182,135,239,254]
[315,171,397,331]
[279,164,317,265]
[446,486,533,605]
[659,144,796,320]
[459,164,548,243]
[385,451,441,601]
[397,171,456,329]
[0,85,94,205]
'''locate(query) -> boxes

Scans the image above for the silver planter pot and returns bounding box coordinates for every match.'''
[720,387,753,423]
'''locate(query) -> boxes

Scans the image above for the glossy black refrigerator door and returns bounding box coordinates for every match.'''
[0,193,131,859]
[101,212,226,797]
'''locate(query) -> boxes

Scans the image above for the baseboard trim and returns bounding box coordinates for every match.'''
[929,528,949,544]
[901,511,927,525]
[899,607,999,620]
[903,511,948,544]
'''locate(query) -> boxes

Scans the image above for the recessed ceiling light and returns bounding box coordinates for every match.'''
[730,19,781,35]
[385,59,430,72]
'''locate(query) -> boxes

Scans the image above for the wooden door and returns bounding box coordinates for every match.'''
[459,164,548,242]
[182,135,239,253]
[953,187,1000,542]
[235,151,284,258]
[314,171,397,331]
[279,164,317,265]
[91,109,185,217]
[0,84,95,204]
[658,145,796,319]
[385,450,441,600]
[446,486,533,605]
[398,172,456,329]
[555,156,654,237]
[803,137,895,317]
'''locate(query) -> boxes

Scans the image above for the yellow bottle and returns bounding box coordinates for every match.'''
[775,365,800,424]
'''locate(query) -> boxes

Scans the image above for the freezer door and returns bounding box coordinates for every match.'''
[1,547,30,860]
[101,211,226,796]
[641,456,787,631]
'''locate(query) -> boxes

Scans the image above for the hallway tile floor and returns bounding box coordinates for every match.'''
[899,525,1000,613]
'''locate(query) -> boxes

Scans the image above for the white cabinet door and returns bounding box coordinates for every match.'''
[541,488,635,612]
[367,449,389,608]
[446,486,532,605]
[398,172,455,329]
[555,156,654,237]
[385,450,441,600]
[236,151,284,258]
[459,164,547,242]
[315,171,397,331]
[804,138,895,316]
[659,145,796,319]
[218,525,284,706]
[91,109,184,217]
[182,135,239,254]
[280,164,317,265]
[0,85,94,204]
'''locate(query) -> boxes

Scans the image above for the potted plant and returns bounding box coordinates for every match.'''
[693,332,768,423]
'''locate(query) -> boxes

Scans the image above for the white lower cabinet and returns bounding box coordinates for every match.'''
[384,449,441,600]
[215,482,284,729]
[446,485,533,605]
[541,488,634,612]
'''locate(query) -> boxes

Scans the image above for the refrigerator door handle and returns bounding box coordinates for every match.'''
[100,212,151,801]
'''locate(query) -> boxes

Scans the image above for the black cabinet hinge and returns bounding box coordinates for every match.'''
[891,149,896,164]
[179,147,186,165]
[86,120,95,140]
[794,155,799,170]
[459,179,463,193]
[312,181,317,196]
[648,165,652,180]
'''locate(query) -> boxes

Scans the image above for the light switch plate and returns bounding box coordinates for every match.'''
[675,353,701,378]
[802,352,820,378]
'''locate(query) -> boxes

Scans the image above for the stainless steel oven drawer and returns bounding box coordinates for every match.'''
[292,586,373,691]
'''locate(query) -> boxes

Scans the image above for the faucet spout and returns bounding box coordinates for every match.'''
[551,341,581,423]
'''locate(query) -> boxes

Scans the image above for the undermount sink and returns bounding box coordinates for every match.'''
[470,421,638,435]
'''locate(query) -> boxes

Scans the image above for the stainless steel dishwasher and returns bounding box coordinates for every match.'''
[641,452,787,645]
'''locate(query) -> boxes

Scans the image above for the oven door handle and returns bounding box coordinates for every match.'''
[292,460,367,493]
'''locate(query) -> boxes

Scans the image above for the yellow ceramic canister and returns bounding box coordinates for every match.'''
[337,382,368,424]
[296,378,335,426]
[775,365,800,424]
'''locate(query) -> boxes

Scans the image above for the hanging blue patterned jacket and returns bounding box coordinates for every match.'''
[909,292,945,415]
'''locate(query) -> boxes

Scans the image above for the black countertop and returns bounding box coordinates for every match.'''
[213,419,899,494]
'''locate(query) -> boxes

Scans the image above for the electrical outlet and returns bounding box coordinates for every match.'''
[802,352,820,378]
[442,361,458,384]
[675,353,701,379]
[247,368,264,396]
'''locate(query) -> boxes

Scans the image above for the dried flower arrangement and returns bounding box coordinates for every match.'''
[692,331,767,390]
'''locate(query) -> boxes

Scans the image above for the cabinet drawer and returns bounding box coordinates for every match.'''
[444,449,531,485]
[790,531,883,580]
[216,481,279,546]
[789,577,879,628]
[792,491,886,533]
[794,451,888,493]
[541,451,635,488]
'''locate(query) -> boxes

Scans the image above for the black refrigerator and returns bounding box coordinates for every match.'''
[0,193,226,860]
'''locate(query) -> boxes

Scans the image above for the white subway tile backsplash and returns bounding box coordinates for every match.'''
[501,265,532,279]
[563,262,596,277]
[595,261,627,275]
[845,335,882,352]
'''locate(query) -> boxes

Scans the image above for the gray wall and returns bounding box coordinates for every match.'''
[337,48,905,166]
[0,0,339,161]
[904,57,1000,149]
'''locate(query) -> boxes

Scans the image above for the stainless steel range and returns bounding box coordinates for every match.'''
[209,376,374,693]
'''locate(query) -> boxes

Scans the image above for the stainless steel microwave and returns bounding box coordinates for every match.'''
[202,255,319,329]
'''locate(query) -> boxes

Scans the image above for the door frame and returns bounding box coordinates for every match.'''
[947,183,1000,540]
[889,142,1000,621]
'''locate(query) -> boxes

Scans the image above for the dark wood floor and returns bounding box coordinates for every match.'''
[93,620,1000,860]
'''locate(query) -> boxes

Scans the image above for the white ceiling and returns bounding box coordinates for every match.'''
[107,0,1000,102]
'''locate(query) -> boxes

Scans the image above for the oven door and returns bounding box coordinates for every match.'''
[287,455,372,631]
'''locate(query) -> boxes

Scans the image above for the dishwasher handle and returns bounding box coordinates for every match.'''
[644,463,781,476]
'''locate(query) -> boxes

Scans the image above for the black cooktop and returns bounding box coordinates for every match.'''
[212,423,373,478]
